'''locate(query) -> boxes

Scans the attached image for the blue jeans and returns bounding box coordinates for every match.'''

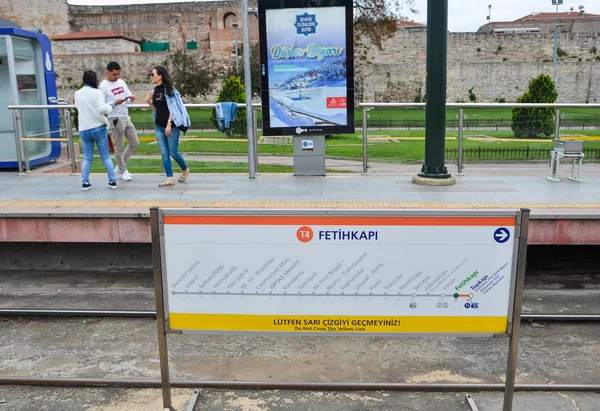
[155,125,188,178]
[80,125,116,184]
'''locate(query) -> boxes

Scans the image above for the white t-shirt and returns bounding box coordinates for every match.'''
[99,79,132,118]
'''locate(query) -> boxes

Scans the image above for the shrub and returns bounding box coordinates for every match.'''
[511,74,557,138]
[211,76,247,138]
[163,51,215,99]
[468,87,477,103]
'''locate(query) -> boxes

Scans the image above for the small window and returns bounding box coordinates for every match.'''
[223,13,237,28]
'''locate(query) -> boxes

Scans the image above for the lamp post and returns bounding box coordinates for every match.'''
[487,5,491,23]
[232,22,239,75]
[552,0,563,85]
[247,8,258,42]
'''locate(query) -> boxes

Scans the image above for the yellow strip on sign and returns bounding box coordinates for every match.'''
[169,314,508,334]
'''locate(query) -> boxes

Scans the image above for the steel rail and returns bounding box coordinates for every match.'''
[0,309,155,317]
[0,377,598,392]
[0,309,598,322]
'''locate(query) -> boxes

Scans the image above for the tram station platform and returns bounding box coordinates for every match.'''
[1,160,600,245]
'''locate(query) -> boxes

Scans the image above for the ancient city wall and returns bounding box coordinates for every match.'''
[68,2,258,43]
[358,31,600,103]
[0,0,69,36]
[4,0,599,103]
[54,52,169,100]
[52,38,140,55]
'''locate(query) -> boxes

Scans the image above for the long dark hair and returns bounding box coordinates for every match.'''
[154,65,174,97]
[82,70,98,88]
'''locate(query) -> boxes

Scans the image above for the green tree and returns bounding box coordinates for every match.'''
[354,1,417,47]
[212,76,247,138]
[163,51,215,99]
[511,74,558,138]
[226,42,261,97]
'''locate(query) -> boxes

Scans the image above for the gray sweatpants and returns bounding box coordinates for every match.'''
[109,117,139,171]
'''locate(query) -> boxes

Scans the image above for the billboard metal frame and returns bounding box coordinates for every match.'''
[151,207,530,411]
[258,0,355,136]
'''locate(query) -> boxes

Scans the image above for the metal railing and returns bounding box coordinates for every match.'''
[8,102,600,177]
[9,105,76,175]
[7,103,261,178]
[358,103,600,175]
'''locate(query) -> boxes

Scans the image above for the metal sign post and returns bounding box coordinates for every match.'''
[151,208,530,410]
[502,208,530,411]
[151,207,172,410]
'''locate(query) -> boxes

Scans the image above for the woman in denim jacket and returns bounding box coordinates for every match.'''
[146,65,191,187]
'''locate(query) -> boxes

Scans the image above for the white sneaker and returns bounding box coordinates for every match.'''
[114,165,121,174]
[121,170,132,181]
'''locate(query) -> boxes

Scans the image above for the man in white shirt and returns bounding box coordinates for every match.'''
[99,61,139,181]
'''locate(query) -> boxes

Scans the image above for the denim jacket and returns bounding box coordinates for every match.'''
[152,87,191,128]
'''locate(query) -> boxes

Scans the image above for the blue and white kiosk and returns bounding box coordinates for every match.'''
[0,21,60,169]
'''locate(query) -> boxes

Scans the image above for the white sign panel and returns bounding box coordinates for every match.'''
[160,211,520,335]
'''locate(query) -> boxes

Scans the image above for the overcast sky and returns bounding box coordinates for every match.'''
[68,0,598,32]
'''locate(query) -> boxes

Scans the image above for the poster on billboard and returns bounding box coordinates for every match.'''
[258,0,354,136]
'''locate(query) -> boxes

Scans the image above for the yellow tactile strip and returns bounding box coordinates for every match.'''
[0,201,599,209]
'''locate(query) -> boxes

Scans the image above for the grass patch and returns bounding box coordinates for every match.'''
[128,107,600,125]
[81,130,600,166]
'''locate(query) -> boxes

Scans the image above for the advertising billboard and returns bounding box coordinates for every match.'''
[258,0,355,136]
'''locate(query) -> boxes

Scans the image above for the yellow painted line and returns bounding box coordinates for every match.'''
[138,137,247,142]
[1,201,600,209]
[467,137,552,143]
[560,135,600,141]
[368,137,455,141]
[367,136,600,143]
[169,313,508,333]
[22,138,69,141]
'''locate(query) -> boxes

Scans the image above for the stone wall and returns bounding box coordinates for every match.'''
[6,0,599,104]
[53,38,140,55]
[479,17,600,34]
[53,51,226,103]
[0,0,69,36]
[357,31,600,103]
[54,51,167,98]
[68,2,259,54]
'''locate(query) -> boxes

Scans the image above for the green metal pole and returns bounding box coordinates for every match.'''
[419,0,451,179]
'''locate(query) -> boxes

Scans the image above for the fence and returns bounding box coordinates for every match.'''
[7,103,260,177]
[359,117,600,131]
[359,102,600,175]
[7,102,600,178]
[445,146,600,161]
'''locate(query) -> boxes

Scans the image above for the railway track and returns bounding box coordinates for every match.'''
[0,270,599,393]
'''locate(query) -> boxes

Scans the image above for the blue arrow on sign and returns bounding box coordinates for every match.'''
[494,227,510,243]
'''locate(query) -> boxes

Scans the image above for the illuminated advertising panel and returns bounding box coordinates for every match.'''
[258,0,355,136]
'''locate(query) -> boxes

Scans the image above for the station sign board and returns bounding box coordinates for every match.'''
[157,210,523,336]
